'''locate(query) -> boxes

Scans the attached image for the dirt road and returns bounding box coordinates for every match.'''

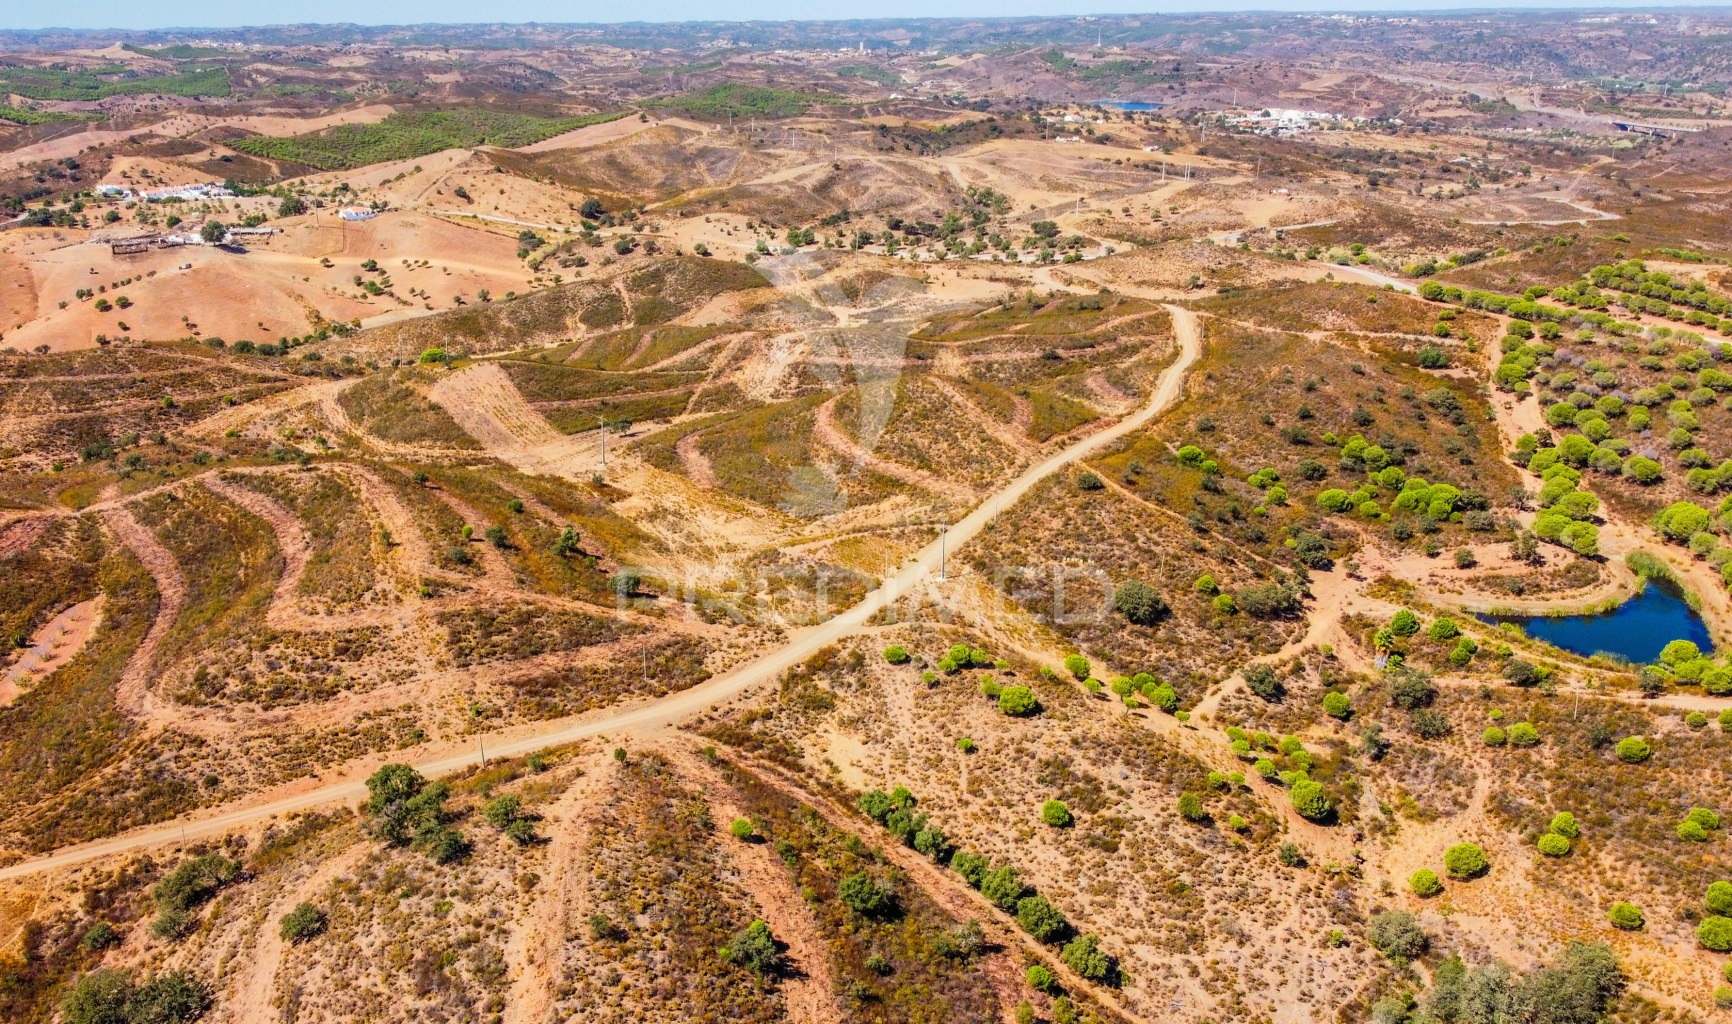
[0,306,1201,882]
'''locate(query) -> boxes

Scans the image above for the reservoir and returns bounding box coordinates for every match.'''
[1478,581,1712,664]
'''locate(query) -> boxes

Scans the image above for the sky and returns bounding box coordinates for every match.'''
[5,0,1731,32]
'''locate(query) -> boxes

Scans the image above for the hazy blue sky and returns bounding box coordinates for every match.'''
[4,1,1727,32]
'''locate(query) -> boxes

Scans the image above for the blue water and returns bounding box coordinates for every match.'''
[1479,582,1711,664]
[1097,101,1164,111]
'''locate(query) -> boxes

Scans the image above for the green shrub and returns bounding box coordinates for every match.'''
[1290,781,1331,821]
[1041,800,1073,828]
[1483,726,1507,746]
[1615,736,1651,763]
[1551,811,1580,838]
[998,686,1038,716]
[1607,902,1644,930]
[858,789,893,821]
[730,818,754,840]
[1508,722,1541,747]
[1278,842,1303,867]
[80,921,119,952]
[1444,842,1488,879]
[1063,653,1090,679]
[1390,609,1421,637]
[1706,880,1732,916]
[1016,896,1068,942]
[1679,819,1710,842]
[719,920,781,976]
[838,872,892,918]
[1688,807,1722,831]
[980,865,1025,909]
[1410,869,1442,897]
[1698,915,1732,952]
[1025,964,1057,992]
[1322,691,1353,720]
[1427,617,1461,641]
[1368,911,1428,961]
[1177,793,1207,822]
[62,969,131,1024]
[1113,580,1169,625]
[279,902,327,943]
[1060,933,1112,981]
[1243,663,1282,701]
[883,644,911,664]
[951,851,988,887]
[1537,833,1571,857]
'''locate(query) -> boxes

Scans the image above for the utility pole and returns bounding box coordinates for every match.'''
[598,415,606,469]
[479,735,486,767]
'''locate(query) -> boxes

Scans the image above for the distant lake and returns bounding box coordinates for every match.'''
[1097,101,1164,111]
[1478,581,1711,664]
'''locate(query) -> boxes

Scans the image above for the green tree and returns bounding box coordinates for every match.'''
[200,220,227,243]
[1243,663,1283,702]
[1041,800,1073,828]
[1322,691,1353,720]
[1445,842,1488,879]
[62,970,131,1024]
[1290,781,1331,821]
[838,872,892,918]
[1537,833,1571,857]
[1016,895,1069,942]
[1061,933,1112,981]
[1615,736,1651,763]
[1701,916,1732,952]
[1025,964,1057,992]
[1708,881,1732,916]
[998,686,1038,716]
[720,920,782,976]
[883,644,911,664]
[1063,653,1090,679]
[1114,580,1168,625]
[980,864,1025,910]
[1178,793,1207,822]
[1410,869,1443,897]
[275,903,325,945]
[1368,911,1427,961]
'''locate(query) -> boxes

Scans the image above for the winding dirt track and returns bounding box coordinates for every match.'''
[0,306,1203,883]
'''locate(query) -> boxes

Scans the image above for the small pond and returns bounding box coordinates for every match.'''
[1477,581,1711,664]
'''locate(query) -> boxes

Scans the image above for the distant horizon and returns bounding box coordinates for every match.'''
[8,2,1732,35]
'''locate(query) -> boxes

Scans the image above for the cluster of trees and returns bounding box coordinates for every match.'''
[1648,638,1732,695]
[61,969,210,1024]
[151,853,243,939]
[949,851,1116,984]
[1676,806,1722,843]
[858,786,951,861]
[1106,671,1177,712]
[1536,810,1579,857]
[1223,725,1332,821]
[364,764,468,864]
[1371,942,1624,1024]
